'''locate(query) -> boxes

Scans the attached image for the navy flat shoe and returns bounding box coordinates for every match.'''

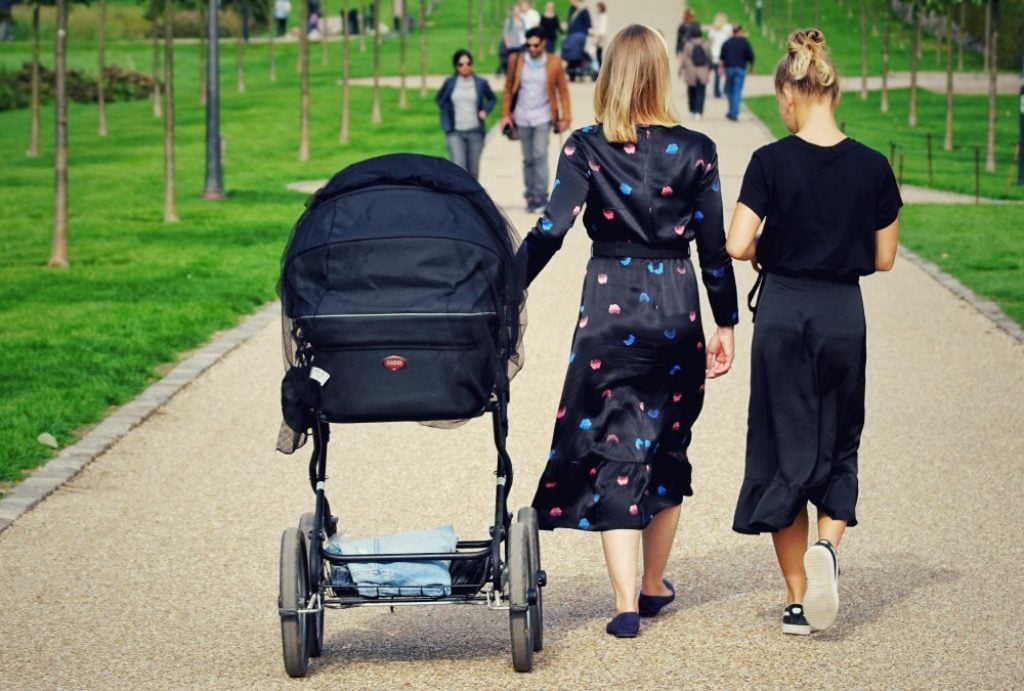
[638,579,675,618]
[605,611,640,637]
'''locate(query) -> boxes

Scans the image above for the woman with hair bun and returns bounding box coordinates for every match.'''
[726,29,901,636]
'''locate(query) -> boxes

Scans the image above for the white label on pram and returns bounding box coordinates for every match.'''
[309,366,331,386]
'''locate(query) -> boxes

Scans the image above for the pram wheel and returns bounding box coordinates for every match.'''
[507,522,534,672]
[516,507,544,652]
[298,513,325,658]
[279,528,311,678]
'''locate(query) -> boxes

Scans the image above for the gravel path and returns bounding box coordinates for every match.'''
[2,6,1023,688]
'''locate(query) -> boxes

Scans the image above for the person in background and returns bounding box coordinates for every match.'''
[719,23,754,121]
[521,24,738,639]
[680,28,712,120]
[566,0,591,39]
[727,29,900,636]
[675,7,701,68]
[273,0,291,36]
[520,0,541,30]
[499,3,528,75]
[435,49,497,180]
[707,12,732,99]
[0,0,13,42]
[592,2,609,68]
[500,26,571,212]
[539,1,563,53]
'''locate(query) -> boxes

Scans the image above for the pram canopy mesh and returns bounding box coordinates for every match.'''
[277,154,525,452]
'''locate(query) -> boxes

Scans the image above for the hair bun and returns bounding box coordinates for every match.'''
[786,29,835,87]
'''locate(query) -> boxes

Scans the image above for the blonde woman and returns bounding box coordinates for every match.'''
[727,30,901,635]
[707,12,733,98]
[521,24,738,637]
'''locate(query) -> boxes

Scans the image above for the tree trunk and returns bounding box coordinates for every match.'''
[98,0,108,136]
[202,0,225,199]
[983,0,990,74]
[299,0,309,160]
[859,0,868,99]
[957,0,964,71]
[943,6,954,151]
[908,5,920,128]
[50,0,69,268]
[419,0,427,97]
[27,5,40,157]
[199,5,206,105]
[236,10,246,93]
[881,0,889,113]
[398,0,407,108]
[985,0,997,172]
[152,13,162,117]
[268,0,276,81]
[320,8,329,67]
[163,0,178,222]
[339,0,350,143]
[371,0,382,123]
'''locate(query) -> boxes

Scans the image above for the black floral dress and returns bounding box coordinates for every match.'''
[523,124,739,531]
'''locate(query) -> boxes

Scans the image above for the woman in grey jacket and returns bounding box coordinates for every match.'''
[435,50,497,180]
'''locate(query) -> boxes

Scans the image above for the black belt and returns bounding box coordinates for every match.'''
[592,242,690,259]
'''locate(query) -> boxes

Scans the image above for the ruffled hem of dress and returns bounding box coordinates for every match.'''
[732,474,858,534]
[533,456,692,532]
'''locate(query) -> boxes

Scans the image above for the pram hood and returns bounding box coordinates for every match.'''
[277,154,525,451]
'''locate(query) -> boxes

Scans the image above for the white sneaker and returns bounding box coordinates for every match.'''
[803,539,839,631]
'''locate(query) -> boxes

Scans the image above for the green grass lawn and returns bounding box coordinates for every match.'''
[900,205,1024,327]
[0,0,510,487]
[687,0,984,78]
[745,89,1024,201]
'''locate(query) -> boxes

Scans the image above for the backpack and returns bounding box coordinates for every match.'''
[690,41,709,67]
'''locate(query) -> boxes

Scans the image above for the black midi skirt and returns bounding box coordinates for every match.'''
[532,254,707,532]
[733,273,866,534]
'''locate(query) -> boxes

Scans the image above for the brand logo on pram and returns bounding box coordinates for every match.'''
[382,355,407,371]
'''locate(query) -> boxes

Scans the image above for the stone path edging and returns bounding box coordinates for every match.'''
[0,302,281,534]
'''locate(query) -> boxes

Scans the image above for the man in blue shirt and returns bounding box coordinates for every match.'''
[719,24,755,121]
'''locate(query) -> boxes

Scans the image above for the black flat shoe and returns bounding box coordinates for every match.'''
[605,611,640,637]
[638,579,675,618]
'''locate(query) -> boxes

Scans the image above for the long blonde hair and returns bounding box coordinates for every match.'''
[593,25,679,143]
[774,29,839,101]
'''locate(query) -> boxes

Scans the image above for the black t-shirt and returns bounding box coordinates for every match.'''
[738,136,902,280]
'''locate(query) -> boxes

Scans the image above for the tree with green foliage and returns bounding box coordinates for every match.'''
[150,0,162,117]
[880,0,891,113]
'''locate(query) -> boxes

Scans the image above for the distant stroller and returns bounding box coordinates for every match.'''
[275,154,543,676]
[561,32,597,81]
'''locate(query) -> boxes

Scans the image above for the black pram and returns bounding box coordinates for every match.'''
[275,154,543,676]
[561,32,598,81]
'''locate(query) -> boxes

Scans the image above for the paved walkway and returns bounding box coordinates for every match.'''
[2,5,1023,689]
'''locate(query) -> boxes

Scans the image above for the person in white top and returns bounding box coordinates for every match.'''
[519,0,541,30]
[592,2,609,68]
[706,12,732,99]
